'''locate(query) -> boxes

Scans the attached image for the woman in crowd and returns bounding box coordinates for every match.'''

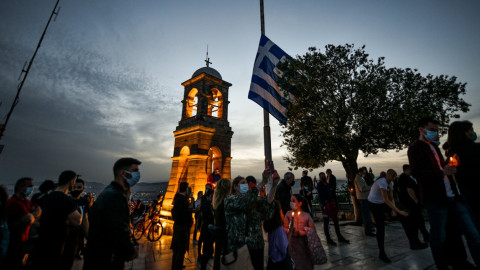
[368,169,409,263]
[264,200,291,270]
[244,170,279,270]
[444,120,480,229]
[212,178,231,270]
[284,194,315,270]
[224,176,257,258]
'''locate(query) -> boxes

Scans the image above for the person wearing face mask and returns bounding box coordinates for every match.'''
[83,158,141,270]
[243,170,280,270]
[224,176,258,257]
[32,170,82,269]
[300,170,314,218]
[444,120,480,231]
[5,177,41,269]
[284,194,316,270]
[409,117,480,269]
[61,178,90,268]
[223,172,279,270]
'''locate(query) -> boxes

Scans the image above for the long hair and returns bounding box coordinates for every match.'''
[293,194,310,213]
[263,200,284,233]
[446,121,472,153]
[213,178,232,210]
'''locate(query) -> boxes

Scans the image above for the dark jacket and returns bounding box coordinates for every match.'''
[408,140,448,204]
[171,193,193,227]
[171,193,193,251]
[316,181,334,206]
[83,182,135,270]
[449,141,480,199]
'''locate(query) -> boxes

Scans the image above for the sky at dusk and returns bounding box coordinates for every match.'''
[1,0,479,185]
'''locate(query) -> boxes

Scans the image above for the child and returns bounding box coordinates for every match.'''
[284,194,315,270]
[263,200,292,270]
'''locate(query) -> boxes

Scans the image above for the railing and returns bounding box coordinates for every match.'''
[311,189,354,212]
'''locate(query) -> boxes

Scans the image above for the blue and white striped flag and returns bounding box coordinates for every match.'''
[248,35,292,124]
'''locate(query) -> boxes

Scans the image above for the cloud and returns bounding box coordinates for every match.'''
[0,30,180,184]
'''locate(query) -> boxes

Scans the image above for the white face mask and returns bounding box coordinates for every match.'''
[290,202,297,210]
[239,184,249,194]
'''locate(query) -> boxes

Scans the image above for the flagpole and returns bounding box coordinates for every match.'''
[260,0,273,165]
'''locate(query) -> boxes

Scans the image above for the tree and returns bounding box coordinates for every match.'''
[278,44,469,219]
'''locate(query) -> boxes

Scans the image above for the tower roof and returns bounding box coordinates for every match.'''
[191,66,222,80]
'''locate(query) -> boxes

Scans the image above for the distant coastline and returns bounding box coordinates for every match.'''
[3,179,348,203]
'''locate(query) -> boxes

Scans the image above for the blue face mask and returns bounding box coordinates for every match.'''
[424,130,438,142]
[124,171,141,187]
[471,132,477,141]
[24,187,33,197]
[239,184,249,194]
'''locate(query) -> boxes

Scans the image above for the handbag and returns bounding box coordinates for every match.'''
[220,244,254,270]
[324,201,338,218]
[305,227,327,265]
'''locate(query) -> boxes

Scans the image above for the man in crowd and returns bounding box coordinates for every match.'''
[397,164,429,250]
[83,158,141,269]
[171,182,193,270]
[408,117,480,268]
[354,167,375,237]
[300,170,314,216]
[32,170,82,269]
[62,178,91,267]
[6,177,41,269]
[207,168,221,187]
[275,172,295,215]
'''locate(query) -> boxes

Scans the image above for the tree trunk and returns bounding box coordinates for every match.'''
[340,151,361,223]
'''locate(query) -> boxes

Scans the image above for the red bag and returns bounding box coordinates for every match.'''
[323,201,338,218]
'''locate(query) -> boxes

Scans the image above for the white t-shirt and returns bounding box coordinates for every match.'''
[368,177,393,204]
[428,144,455,198]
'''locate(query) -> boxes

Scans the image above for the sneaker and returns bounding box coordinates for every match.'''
[338,237,350,244]
[379,252,391,263]
[326,238,337,246]
[410,242,428,250]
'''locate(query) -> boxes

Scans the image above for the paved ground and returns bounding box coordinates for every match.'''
[72,219,469,270]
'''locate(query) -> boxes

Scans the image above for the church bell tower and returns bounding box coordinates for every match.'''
[163,59,233,209]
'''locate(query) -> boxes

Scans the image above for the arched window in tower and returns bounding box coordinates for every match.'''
[207,88,223,119]
[185,88,199,118]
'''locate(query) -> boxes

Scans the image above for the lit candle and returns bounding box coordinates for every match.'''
[448,154,459,167]
[289,211,294,230]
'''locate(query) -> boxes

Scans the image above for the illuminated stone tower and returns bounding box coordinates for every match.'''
[163,61,233,209]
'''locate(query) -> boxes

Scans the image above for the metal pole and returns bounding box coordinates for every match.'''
[0,0,61,141]
[260,0,272,164]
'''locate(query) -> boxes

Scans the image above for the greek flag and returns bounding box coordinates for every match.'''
[248,35,292,125]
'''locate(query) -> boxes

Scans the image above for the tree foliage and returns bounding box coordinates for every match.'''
[278,44,470,180]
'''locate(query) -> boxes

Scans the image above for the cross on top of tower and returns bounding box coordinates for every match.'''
[205,46,212,67]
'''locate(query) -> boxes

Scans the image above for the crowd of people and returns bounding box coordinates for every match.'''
[1,117,480,270]
[0,157,141,270]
